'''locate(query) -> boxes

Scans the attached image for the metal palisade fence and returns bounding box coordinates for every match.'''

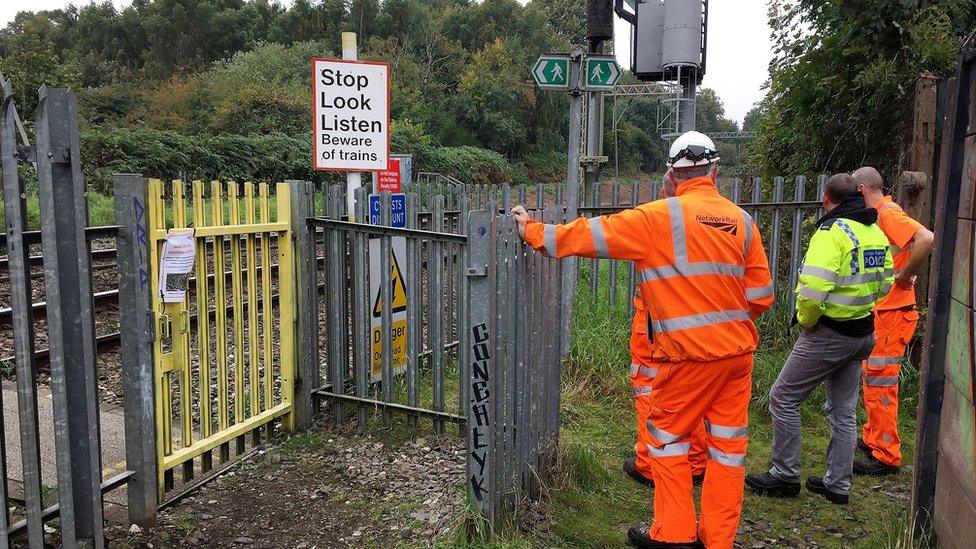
[463,208,564,529]
[1,86,134,547]
[574,176,827,317]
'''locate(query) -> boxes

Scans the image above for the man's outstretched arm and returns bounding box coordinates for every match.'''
[512,205,655,262]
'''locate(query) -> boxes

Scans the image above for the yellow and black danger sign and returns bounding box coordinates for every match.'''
[372,247,408,317]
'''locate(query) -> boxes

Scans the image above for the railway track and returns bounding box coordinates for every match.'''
[0,281,329,367]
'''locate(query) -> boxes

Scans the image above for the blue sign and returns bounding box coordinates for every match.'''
[368,193,406,228]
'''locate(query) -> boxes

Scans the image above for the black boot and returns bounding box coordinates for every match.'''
[744,472,800,497]
[806,477,849,504]
[627,526,703,548]
[853,453,900,476]
[624,458,655,487]
[856,438,872,456]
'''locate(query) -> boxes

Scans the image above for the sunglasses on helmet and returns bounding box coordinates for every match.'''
[669,145,719,165]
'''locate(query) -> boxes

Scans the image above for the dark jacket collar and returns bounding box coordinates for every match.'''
[816,195,878,228]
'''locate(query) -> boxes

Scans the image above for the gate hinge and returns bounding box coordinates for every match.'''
[464,266,487,278]
[14,145,34,164]
[146,309,157,343]
[48,147,71,164]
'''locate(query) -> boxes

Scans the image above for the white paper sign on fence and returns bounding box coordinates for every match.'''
[158,230,196,303]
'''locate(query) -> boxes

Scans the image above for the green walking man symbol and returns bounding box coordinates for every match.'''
[550,63,563,82]
[590,63,604,83]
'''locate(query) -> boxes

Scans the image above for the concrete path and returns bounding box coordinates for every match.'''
[2,380,129,509]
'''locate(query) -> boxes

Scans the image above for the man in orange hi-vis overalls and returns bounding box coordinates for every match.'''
[852,167,934,476]
[513,131,774,549]
[627,297,709,488]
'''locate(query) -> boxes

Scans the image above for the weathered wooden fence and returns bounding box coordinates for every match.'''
[913,30,976,546]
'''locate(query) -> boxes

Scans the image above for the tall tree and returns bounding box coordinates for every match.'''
[751,0,975,177]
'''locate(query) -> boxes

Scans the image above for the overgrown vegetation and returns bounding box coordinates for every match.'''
[0,0,746,191]
[749,0,976,178]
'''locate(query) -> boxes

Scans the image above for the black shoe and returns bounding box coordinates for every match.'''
[857,438,873,456]
[745,472,800,497]
[806,477,849,504]
[624,458,655,487]
[627,526,703,548]
[853,454,900,476]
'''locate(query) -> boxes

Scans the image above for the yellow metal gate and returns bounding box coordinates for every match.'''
[147,179,296,493]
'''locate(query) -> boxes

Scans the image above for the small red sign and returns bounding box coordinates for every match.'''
[376,159,402,193]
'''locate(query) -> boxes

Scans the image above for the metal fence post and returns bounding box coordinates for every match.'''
[35,86,103,548]
[465,210,495,530]
[290,180,318,429]
[352,187,371,428]
[114,173,159,527]
[2,80,45,548]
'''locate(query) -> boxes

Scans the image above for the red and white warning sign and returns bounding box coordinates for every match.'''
[375,158,402,193]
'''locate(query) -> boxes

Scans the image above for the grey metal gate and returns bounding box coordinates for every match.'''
[0,84,136,547]
[304,185,471,432]
[463,208,565,529]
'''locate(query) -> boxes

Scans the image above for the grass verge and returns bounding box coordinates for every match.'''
[485,267,919,547]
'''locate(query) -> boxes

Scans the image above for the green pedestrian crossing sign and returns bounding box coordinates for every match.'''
[533,55,570,90]
[585,55,621,91]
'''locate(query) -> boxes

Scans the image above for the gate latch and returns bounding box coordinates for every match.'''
[464,266,487,278]
[156,312,171,340]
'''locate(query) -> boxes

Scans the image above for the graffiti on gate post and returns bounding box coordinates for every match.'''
[468,322,491,503]
[132,196,149,289]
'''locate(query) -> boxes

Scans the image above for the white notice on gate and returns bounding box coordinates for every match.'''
[158,230,196,303]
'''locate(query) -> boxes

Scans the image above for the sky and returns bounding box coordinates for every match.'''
[612,0,772,125]
[5,0,772,124]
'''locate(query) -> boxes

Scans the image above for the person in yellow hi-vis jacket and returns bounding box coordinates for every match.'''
[747,173,893,505]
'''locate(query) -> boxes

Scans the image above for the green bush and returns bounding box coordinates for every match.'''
[80,127,313,191]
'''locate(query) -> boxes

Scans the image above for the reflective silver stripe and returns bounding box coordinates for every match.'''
[825,292,878,306]
[867,356,902,367]
[630,364,658,378]
[741,209,754,255]
[705,420,749,439]
[641,262,745,281]
[647,441,691,457]
[633,386,653,397]
[745,283,774,300]
[543,224,557,257]
[839,270,893,285]
[878,284,892,296]
[590,217,610,258]
[798,284,829,302]
[651,309,751,333]
[865,376,899,387]
[667,198,688,263]
[801,265,840,282]
[707,447,746,467]
[647,419,683,444]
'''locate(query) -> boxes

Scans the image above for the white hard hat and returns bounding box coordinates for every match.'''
[667,131,720,168]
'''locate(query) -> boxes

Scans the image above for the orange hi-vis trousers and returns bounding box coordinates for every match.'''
[861,307,919,467]
[644,354,752,549]
[630,311,707,478]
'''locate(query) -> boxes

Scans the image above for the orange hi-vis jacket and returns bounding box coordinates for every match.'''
[524,176,775,362]
[875,197,924,310]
